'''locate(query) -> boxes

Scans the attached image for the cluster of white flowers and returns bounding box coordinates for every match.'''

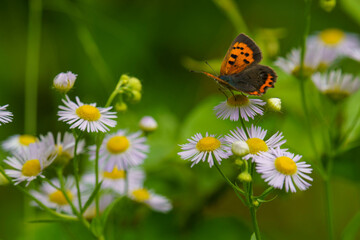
[179,74,313,193]
[275,29,360,101]
[1,71,171,220]
[179,124,312,192]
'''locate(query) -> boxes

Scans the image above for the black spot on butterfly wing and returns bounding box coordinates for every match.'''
[233,34,262,64]
[223,34,262,68]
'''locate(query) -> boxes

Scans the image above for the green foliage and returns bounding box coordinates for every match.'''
[1,0,360,239]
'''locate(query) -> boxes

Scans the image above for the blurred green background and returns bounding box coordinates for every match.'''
[1,0,360,239]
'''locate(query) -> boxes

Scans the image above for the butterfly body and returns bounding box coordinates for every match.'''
[200,33,277,96]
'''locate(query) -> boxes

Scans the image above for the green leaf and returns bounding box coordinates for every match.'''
[101,196,128,227]
[250,232,257,240]
[257,195,278,203]
[81,181,103,213]
[341,0,360,26]
[342,211,360,240]
[90,216,103,237]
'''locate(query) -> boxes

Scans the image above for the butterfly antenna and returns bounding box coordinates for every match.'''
[205,61,218,76]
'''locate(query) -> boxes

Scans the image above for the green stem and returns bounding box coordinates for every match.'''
[256,186,274,199]
[213,160,245,195]
[105,77,124,108]
[299,0,312,75]
[56,169,94,235]
[44,178,61,190]
[72,132,83,211]
[299,80,319,159]
[247,162,255,203]
[56,168,80,216]
[213,0,249,34]
[239,117,250,139]
[250,206,262,240]
[325,178,335,240]
[298,0,318,155]
[25,0,42,134]
[95,134,104,216]
[340,105,360,146]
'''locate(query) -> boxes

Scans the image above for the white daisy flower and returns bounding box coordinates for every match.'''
[312,70,360,101]
[225,125,286,161]
[0,105,13,126]
[214,94,265,122]
[128,176,172,213]
[2,134,38,154]
[275,46,324,78]
[39,132,85,165]
[4,142,55,186]
[58,95,117,133]
[83,194,113,219]
[83,167,145,195]
[31,178,80,214]
[139,116,158,132]
[178,133,231,168]
[90,130,149,171]
[53,71,77,93]
[307,28,360,63]
[255,148,313,192]
[345,48,360,62]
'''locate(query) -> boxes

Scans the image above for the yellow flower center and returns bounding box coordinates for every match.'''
[132,188,150,202]
[196,137,221,152]
[227,95,249,107]
[319,29,345,45]
[291,66,315,78]
[324,89,350,102]
[106,136,130,154]
[246,138,268,154]
[103,166,126,179]
[48,190,73,205]
[21,159,41,177]
[317,62,328,72]
[53,144,72,165]
[274,156,297,175]
[19,135,37,146]
[76,105,101,121]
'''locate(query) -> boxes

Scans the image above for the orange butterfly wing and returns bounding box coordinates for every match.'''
[220,34,262,76]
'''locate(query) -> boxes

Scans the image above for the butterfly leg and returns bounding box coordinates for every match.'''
[229,89,236,99]
[218,87,229,98]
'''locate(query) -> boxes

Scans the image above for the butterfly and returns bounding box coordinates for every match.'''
[200,33,277,96]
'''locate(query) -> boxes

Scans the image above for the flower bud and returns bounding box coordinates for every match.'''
[252,200,259,207]
[232,141,250,157]
[267,98,281,112]
[139,116,158,133]
[234,158,244,167]
[119,74,130,85]
[320,0,336,12]
[53,71,77,93]
[128,77,142,92]
[130,90,142,103]
[115,102,128,112]
[238,172,252,182]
